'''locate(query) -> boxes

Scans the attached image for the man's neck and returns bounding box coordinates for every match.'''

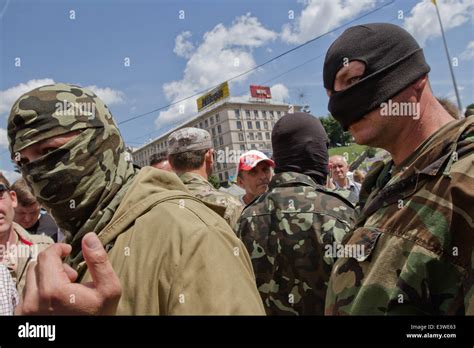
[243,193,256,205]
[186,167,208,180]
[385,98,454,166]
[334,177,348,188]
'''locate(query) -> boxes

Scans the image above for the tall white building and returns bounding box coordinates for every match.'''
[132,95,301,183]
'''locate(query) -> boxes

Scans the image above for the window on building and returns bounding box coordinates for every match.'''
[200,122,203,128]
[204,119,209,128]
[251,144,256,149]
[213,139,218,148]
[236,121,242,129]
[265,132,271,140]
[216,113,220,122]
[253,110,258,119]
[257,133,263,140]
[245,110,251,118]
[219,136,223,146]
[238,133,244,141]
[264,121,268,130]
[217,163,221,170]
[234,109,240,119]
[240,144,245,151]
[219,173,223,181]
[212,128,216,137]
[267,110,272,119]
[223,163,228,169]
[247,121,253,129]
[210,116,214,125]
[256,121,261,129]
[217,125,222,133]
[225,172,229,180]
[249,133,254,140]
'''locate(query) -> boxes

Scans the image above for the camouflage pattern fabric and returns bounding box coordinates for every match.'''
[179,172,243,228]
[7,83,137,269]
[326,117,474,315]
[168,127,212,155]
[235,171,354,315]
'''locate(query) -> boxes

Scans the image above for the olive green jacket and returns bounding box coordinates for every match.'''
[80,167,265,315]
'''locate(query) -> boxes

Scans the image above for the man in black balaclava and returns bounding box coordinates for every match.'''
[323,23,474,316]
[235,111,355,315]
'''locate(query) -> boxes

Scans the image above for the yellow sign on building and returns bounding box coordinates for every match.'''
[197,82,230,111]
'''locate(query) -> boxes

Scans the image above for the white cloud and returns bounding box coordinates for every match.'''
[443,85,464,105]
[270,84,290,102]
[0,79,125,117]
[460,41,474,60]
[0,78,55,116]
[0,170,21,184]
[84,85,125,105]
[174,31,195,59]
[403,0,473,46]
[156,13,277,129]
[281,0,376,44]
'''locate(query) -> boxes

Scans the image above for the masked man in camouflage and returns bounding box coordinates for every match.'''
[8,83,265,315]
[323,23,473,315]
[235,112,354,315]
[167,127,243,228]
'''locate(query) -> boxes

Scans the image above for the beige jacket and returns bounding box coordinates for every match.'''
[80,167,265,315]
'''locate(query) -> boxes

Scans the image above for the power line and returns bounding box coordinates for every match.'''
[118,0,396,126]
[126,14,402,147]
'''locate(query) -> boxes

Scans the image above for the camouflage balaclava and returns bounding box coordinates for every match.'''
[8,83,137,268]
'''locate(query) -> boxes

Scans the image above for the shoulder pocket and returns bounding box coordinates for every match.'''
[342,227,382,262]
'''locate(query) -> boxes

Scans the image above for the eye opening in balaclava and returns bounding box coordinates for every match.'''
[329,59,368,93]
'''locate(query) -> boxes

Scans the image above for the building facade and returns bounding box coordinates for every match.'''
[132,97,301,183]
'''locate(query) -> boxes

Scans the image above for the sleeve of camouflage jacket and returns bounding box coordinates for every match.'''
[325,151,474,315]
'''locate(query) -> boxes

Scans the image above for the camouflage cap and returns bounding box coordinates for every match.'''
[8,83,110,154]
[167,127,212,155]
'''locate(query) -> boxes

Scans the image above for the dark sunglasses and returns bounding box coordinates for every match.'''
[0,183,10,199]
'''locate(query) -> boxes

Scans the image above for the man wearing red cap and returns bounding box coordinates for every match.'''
[236,150,275,206]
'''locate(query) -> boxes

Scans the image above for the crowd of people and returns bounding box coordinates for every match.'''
[1,23,472,316]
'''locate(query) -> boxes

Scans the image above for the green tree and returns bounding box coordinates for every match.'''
[208,175,220,189]
[465,103,474,117]
[366,147,377,158]
[320,115,351,147]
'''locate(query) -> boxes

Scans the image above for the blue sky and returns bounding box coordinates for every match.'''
[1,0,473,179]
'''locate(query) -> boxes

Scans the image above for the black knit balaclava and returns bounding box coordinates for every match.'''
[323,23,431,130]
[272,112,329,185]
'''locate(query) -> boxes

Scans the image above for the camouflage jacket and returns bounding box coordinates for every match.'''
[179,172,243,228]
[326,117,474,315]
[235,171,354,315]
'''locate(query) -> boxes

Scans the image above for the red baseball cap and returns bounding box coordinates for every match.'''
[237,150,275,174]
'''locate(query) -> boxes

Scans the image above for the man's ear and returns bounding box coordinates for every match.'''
[236,174,244,189]
[206,149,214,166]
[167,155,175,171]
[413,75,428,94]
[10,191,18,209]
